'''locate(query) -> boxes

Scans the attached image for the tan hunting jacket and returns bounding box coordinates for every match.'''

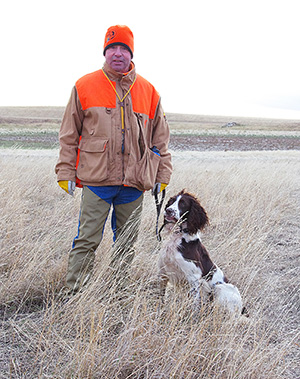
[55,62,172,191]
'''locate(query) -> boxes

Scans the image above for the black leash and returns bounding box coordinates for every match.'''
[154,188,166,241]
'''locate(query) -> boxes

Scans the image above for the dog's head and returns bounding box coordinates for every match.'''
[164,190,209,234]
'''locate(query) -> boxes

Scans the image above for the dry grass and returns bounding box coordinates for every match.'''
[0,148,299,378]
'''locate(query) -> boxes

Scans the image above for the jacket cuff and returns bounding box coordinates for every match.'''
[56,170,76,183]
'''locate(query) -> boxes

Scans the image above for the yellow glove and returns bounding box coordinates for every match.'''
[58,180,76,196]
[152,183,168,196]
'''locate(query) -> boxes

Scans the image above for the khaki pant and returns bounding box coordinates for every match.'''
[66,186,143,292]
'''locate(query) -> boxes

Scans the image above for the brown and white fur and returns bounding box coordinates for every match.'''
[158,190,247,316]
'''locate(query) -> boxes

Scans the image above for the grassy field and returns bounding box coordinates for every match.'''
[0,107,299,378]
[0,145,299,378]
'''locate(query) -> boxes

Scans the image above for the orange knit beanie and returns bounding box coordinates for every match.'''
[103,25,134,58]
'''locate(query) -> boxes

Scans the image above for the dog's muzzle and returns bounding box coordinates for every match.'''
[164,208,178,223]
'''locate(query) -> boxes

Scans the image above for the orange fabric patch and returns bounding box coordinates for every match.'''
[76,70,160,119]
[131,74,160,119]
[76,70,116,110]
[75,136,83,187]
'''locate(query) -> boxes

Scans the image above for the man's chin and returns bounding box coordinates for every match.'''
[111,63,127,73]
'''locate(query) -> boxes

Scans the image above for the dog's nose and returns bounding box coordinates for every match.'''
[165,208,174,216]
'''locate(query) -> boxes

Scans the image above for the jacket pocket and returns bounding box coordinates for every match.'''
[77,138,109,182]
[134,147,160,190]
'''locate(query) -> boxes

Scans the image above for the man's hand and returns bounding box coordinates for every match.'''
[152,183,167,196]
[58,180,76,196]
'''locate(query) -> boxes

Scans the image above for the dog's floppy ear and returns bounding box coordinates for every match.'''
[187,198,209,233]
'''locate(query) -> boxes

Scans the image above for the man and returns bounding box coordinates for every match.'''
[55,25,172,294]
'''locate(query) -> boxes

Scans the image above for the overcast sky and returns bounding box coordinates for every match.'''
[1,0,300,119]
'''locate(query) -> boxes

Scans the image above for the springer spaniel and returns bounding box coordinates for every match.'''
[158,190,247,316]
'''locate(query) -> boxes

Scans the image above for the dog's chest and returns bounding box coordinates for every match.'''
[159,233,182,264]
[158,233,203,283]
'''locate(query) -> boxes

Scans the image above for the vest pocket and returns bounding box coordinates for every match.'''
[76,138,109,182]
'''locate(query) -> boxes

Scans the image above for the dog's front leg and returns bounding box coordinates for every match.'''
[187,281,205,317]
[189,277,212,307]
[187,278,202,305]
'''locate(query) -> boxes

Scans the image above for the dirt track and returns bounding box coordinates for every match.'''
[0,108,299,151]
[169,134,300,151]
[0,132,299,151]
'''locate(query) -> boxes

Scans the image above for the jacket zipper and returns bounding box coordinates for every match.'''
[102,69,137,181]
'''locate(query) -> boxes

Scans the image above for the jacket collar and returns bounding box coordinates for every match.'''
[102,61,136,87]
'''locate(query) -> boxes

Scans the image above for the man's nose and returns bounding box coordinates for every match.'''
[114,46,122,56]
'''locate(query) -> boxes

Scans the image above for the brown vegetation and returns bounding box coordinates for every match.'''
[0,108,299,378]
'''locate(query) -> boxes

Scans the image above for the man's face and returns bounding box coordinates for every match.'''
[105,45,132,73]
